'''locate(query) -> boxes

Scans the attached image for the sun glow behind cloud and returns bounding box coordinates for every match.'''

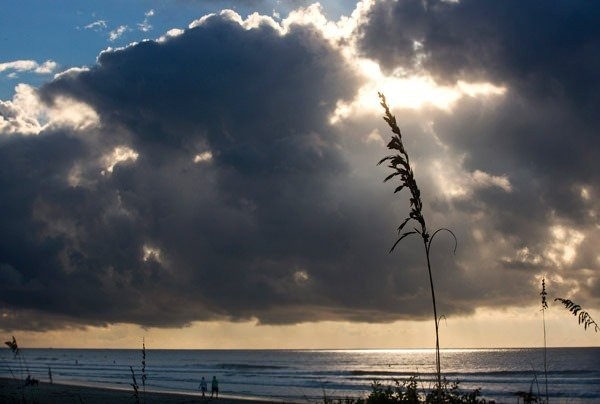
[546,225,585,267]
[330,58,507,124]
[272,2,507,123]
[102,146,139,174]
[193,151,213,163]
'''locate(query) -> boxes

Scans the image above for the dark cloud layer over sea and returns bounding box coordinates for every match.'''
[0,1,598,331]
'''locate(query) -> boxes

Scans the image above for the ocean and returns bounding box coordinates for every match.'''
[1,348,598,403]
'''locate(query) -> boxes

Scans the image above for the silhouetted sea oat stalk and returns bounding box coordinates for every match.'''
[554,298,599,333]
[377,92,456,397]
[540,276,549,403]
[130,366,140,404]
[142,338,147,402]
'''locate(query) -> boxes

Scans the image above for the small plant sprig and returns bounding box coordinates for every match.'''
[554,298,599,332]
[5,336,19,356]
[4,336,29,381]
[3,336,18,380]
[377,92,456,396]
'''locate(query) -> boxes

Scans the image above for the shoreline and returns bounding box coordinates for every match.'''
[0,377,284,403]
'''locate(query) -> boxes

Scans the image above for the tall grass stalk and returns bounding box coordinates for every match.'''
[377,93,456,396]
[540,276,549,403]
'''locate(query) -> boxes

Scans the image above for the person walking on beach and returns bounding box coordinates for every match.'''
[199,376,207,397]
[211,375,219,399]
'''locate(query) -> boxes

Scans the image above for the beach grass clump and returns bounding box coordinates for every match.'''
[377,92,456,395]
[349,376,486,403]
[364,377,420,403]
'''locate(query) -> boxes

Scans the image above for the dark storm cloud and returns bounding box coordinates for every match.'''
[358,0,600,304]
[360,0,600,97]
[0,12,436,330]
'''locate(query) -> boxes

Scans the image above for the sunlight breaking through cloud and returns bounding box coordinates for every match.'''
[547,225,585,267]
[143,245,163,263]
[102,146,139,174]
[193,151,213,163]
[330,60,507,124]
[430,160,512,199]
[293,270,310,285]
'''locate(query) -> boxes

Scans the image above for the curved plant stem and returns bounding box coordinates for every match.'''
[425,240,441,392]
[542,308,548,403]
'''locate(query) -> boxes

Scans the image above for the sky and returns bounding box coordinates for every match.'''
[0,0,599,349]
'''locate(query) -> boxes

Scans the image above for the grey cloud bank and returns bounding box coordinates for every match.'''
[0,1,598,332]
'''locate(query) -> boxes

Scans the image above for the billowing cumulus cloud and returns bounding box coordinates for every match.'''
[0,2,598,333]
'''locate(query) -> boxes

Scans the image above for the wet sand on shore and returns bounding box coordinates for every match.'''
[0,377,282,403]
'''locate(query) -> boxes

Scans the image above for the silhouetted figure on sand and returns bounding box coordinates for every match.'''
[211,375,219,399]
[199,376,207,397]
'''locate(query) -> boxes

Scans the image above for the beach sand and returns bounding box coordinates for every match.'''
[0,377,281,403]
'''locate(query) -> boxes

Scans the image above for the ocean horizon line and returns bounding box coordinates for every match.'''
[15,346,598,351]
